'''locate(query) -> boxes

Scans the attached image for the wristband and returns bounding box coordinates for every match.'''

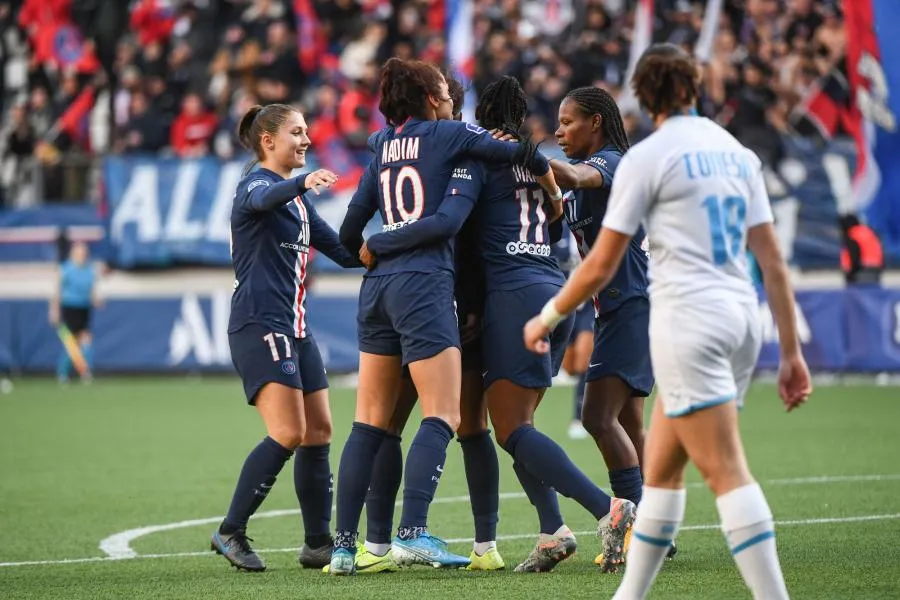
[549,187,563,202]
[539,297,566,329]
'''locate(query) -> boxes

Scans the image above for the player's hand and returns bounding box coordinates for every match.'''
[777,353,812,412]
[459,313,481,345]
[523,316,551,354]
[359,241,376,269]
[304,169,339,195]
[490,128,518,142]
[545,196,564,222]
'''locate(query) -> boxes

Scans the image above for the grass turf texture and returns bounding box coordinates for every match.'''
[1,377,898,599]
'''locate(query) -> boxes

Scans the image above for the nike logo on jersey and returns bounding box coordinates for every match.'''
[589,362,605,369]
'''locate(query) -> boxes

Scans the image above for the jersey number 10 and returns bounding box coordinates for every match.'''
[380,167,425,225]
[703,194,747,265]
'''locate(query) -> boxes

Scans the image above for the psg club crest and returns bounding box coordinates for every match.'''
[281,360,297,375]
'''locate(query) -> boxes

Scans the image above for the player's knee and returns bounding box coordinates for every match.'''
[581,411,617,439]
[269,426,306,450]
[301,420,332,446]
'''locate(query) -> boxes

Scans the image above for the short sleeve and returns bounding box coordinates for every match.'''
[581,153,615,188]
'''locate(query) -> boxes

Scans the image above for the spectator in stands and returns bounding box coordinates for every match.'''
[169,91,217,158]
[28,86,55,139]
[120,91,169,154]
[0,101,36,206]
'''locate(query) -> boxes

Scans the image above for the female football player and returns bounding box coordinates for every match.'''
[350,76,505,574]
[525,44,811,598]
[211,103,361,572]
[549,87,651,539]
[361,75,635,574]
[331,58,562,574]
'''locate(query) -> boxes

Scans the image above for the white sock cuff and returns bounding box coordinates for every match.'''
[716,483,773,530]
[640,486,687,522]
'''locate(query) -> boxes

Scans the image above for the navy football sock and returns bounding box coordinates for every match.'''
[512,460,564,535]
[609,466,643,506]
[574,374,586,420]
[460,430,499,543]
[294,444,333,547]
[334,422,386,548]
[505,424,611,520]
[221,436,292,533]
[398,417,454,532]
[365,434,403,545]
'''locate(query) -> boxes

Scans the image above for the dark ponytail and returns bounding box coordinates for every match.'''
[236,103,298,172]
[378,58,446,126]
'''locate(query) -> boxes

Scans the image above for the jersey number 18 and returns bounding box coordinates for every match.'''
[703,194,747,265]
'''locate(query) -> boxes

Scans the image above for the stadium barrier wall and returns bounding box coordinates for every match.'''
[1,136,897,269]
[0,287,897,374]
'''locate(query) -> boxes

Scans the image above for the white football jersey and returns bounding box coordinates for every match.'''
[602,116,773,306]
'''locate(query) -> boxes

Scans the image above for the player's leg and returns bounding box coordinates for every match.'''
[388,271,469,567]
[75,306,93,380]
[213,382,305,572]
[330,276,404,574]
[612,399,689,599]
[457,343,504,570]
[618,395,646,472]
[355,376,416,573]
[582,298,654,509]
[330,351,402,574]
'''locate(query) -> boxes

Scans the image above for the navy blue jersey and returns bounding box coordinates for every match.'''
[456,160,564,291]
[340,119,548,277]
[563,145,649,316]
[229,168,360,338]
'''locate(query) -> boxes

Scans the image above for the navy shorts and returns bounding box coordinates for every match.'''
[569,303,594,341]
[229,323,329,405]
[482,283,575,390]
[358,271,460,366]
[586,296,654,396]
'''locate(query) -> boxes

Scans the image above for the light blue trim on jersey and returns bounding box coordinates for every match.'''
[730,531,775,556]
[633,532,673,548]
[665,395,736,418]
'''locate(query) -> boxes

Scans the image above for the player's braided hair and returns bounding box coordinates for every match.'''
[632,43,699,118]
[475,76,528,134]
[378,57,446,126]
[563,86,630,153]
[474,75,540,167]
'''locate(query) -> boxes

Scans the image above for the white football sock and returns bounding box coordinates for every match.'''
[717,483,789,600]
[613,486,686,600]
[364,541,391,556]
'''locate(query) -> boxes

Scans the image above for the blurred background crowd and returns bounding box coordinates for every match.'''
[0,0,846,207]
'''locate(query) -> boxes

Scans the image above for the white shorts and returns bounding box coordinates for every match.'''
[650,297,761,418]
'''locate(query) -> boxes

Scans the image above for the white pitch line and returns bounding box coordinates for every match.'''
[3,512,899,569]
[97,473,900,560]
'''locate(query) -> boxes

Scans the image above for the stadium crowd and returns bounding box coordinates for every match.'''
[0,0,846,206]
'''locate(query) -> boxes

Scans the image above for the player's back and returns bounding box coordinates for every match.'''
[367,119,504,276]
[476,162,563,290]
[621,116,771,305]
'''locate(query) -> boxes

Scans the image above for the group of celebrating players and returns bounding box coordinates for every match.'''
[212,42,812,600]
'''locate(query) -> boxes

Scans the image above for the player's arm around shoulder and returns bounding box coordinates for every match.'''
[549,158,607,190]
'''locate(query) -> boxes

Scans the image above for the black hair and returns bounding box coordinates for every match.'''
[563,86,630,153]
[447,76,465,120]
[475,76,528,132]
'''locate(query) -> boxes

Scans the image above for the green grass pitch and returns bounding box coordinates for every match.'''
[0,377,898,599]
